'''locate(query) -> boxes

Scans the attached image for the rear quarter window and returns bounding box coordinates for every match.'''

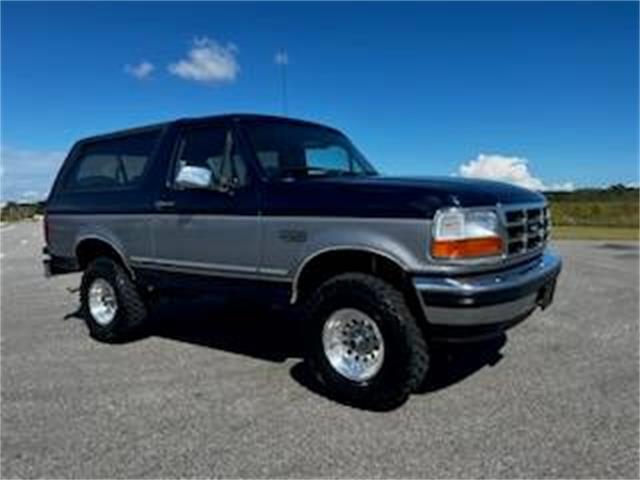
[64,129,161,191]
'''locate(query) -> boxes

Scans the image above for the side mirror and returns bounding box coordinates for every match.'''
[175,165,212,189]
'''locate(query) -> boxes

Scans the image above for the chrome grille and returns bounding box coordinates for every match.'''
[503,205,550,257]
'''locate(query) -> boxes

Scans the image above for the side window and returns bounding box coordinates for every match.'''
[118,131,161,185]
[173,127,248,188]
[66,130,160,191]
[256,151,281,178]
[120,155,147,184]
[74,153,121,189]
[173,127,226,187]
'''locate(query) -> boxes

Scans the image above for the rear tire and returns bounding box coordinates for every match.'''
[305,273,429,410]
[80,257,148,342]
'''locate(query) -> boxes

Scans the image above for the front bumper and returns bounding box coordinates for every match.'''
[413,249,562,341]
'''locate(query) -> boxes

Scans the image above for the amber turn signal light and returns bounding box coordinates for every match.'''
[432,236,503,259]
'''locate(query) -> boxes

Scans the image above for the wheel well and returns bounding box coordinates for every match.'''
[294,249,407,298]
[294,249,427,325]
[75,238,129,273]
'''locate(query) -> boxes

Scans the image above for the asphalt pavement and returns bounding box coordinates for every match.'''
[1,220,638,478]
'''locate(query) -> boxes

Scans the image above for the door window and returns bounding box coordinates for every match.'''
[173,127,248,188]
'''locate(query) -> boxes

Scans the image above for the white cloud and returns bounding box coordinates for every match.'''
[458,153,575,192]
[19,190,42,201]
[124,61,155,79]
[274,50,289,65]
[168,37,239,85]
[544,181,576,192]
[0,145,66,201]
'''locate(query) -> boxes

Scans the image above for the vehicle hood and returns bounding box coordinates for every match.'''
[327,176,543,204]
[264,175,546,219]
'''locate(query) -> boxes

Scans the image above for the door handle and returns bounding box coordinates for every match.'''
[154,200,176,211]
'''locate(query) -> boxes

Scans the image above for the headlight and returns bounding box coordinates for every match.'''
[431,209,503,259]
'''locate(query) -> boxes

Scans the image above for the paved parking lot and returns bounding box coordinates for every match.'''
[1,220,638,478]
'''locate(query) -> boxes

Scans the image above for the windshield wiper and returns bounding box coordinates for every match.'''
[281,166,332,175]
[280,166,365,178]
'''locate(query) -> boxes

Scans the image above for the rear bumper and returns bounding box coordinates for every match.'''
[42,247,78,277]
[413,249,562,341]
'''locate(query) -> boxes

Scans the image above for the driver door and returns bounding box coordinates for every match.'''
[150,122,260,277]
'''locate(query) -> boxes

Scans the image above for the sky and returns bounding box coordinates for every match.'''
[1,1,638,201]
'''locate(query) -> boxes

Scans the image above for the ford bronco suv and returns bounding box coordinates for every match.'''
[43,114,561,409]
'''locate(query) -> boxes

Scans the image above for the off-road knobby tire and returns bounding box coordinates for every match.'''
[305,273,429,410]
[80,256,148,342]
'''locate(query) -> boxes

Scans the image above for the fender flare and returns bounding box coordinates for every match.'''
[290,245,409,304]
[74,234,136,280]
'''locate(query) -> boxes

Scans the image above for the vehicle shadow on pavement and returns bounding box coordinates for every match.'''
[289,335,506,409]
[149,298,306,362]
[66,297,507,409]
[149,297,508,406]
[416,336,506,393]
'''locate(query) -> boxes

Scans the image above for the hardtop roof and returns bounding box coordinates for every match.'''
[76,113,341,145]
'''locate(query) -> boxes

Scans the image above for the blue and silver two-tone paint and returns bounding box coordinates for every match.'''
[44,114,562,345]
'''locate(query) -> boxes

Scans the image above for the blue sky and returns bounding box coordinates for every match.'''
[1,1,638,200]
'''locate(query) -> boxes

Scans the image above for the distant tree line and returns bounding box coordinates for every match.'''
[1,201,45,222]
[545,184,639,203]
[545,185,638,228]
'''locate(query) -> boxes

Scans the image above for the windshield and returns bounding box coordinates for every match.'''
[243,121,377,179]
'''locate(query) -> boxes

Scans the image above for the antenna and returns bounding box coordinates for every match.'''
[276,49,288,115]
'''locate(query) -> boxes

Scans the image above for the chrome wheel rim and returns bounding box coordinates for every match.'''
[88,278,118,326]
[322,308,385,382]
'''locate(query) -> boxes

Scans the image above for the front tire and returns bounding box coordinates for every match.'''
[80,257,148,342]
[305,273,429,410]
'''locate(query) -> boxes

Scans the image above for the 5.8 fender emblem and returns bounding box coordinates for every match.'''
[278,230,308,243]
